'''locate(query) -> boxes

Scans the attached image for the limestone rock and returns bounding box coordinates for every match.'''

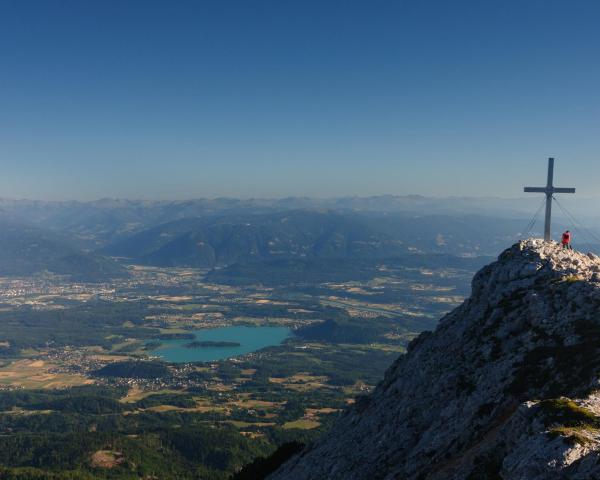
[269,240,600,480]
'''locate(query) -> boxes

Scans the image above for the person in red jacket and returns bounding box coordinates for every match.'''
[561,230,572,250]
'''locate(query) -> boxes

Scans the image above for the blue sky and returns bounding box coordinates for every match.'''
[0,0,599,200]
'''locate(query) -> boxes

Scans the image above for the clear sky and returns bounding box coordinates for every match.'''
[0,0,599,200]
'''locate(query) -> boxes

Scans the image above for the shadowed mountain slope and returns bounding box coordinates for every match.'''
[0,220,127,281]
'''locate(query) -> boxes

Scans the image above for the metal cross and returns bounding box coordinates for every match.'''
[524,157,575,242]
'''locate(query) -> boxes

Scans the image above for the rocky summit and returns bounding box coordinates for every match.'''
[270,239,600,480]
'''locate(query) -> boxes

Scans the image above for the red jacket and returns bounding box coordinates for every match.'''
[562,232,571,244]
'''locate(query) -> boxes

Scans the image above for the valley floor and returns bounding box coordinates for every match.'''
[0,258,477,478]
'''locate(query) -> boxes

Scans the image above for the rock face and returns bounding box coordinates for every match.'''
[270,240,600,480]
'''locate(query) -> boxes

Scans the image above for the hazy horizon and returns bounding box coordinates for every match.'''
[2,192,599,223]
[0,193,598,203]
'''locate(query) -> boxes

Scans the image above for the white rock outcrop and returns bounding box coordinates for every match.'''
[270,240,600,480]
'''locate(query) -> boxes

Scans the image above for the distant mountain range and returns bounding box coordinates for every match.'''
[103,210,530,267]
[1,196,596,277]
[1,196,597,249]
[103,210,400,267]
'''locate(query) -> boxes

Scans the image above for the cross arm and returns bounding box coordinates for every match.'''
[524,187,547,193]
[552,188,576,194]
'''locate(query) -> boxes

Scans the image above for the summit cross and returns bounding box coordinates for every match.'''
[524,157,575,242]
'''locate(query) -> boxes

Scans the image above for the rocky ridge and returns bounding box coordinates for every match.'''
[270,239,600,480]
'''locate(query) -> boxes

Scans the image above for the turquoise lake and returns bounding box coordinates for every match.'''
[154,325,292,363]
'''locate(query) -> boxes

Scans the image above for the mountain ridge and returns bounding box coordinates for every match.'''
[103,210,529,267]
[269,239,600,480]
